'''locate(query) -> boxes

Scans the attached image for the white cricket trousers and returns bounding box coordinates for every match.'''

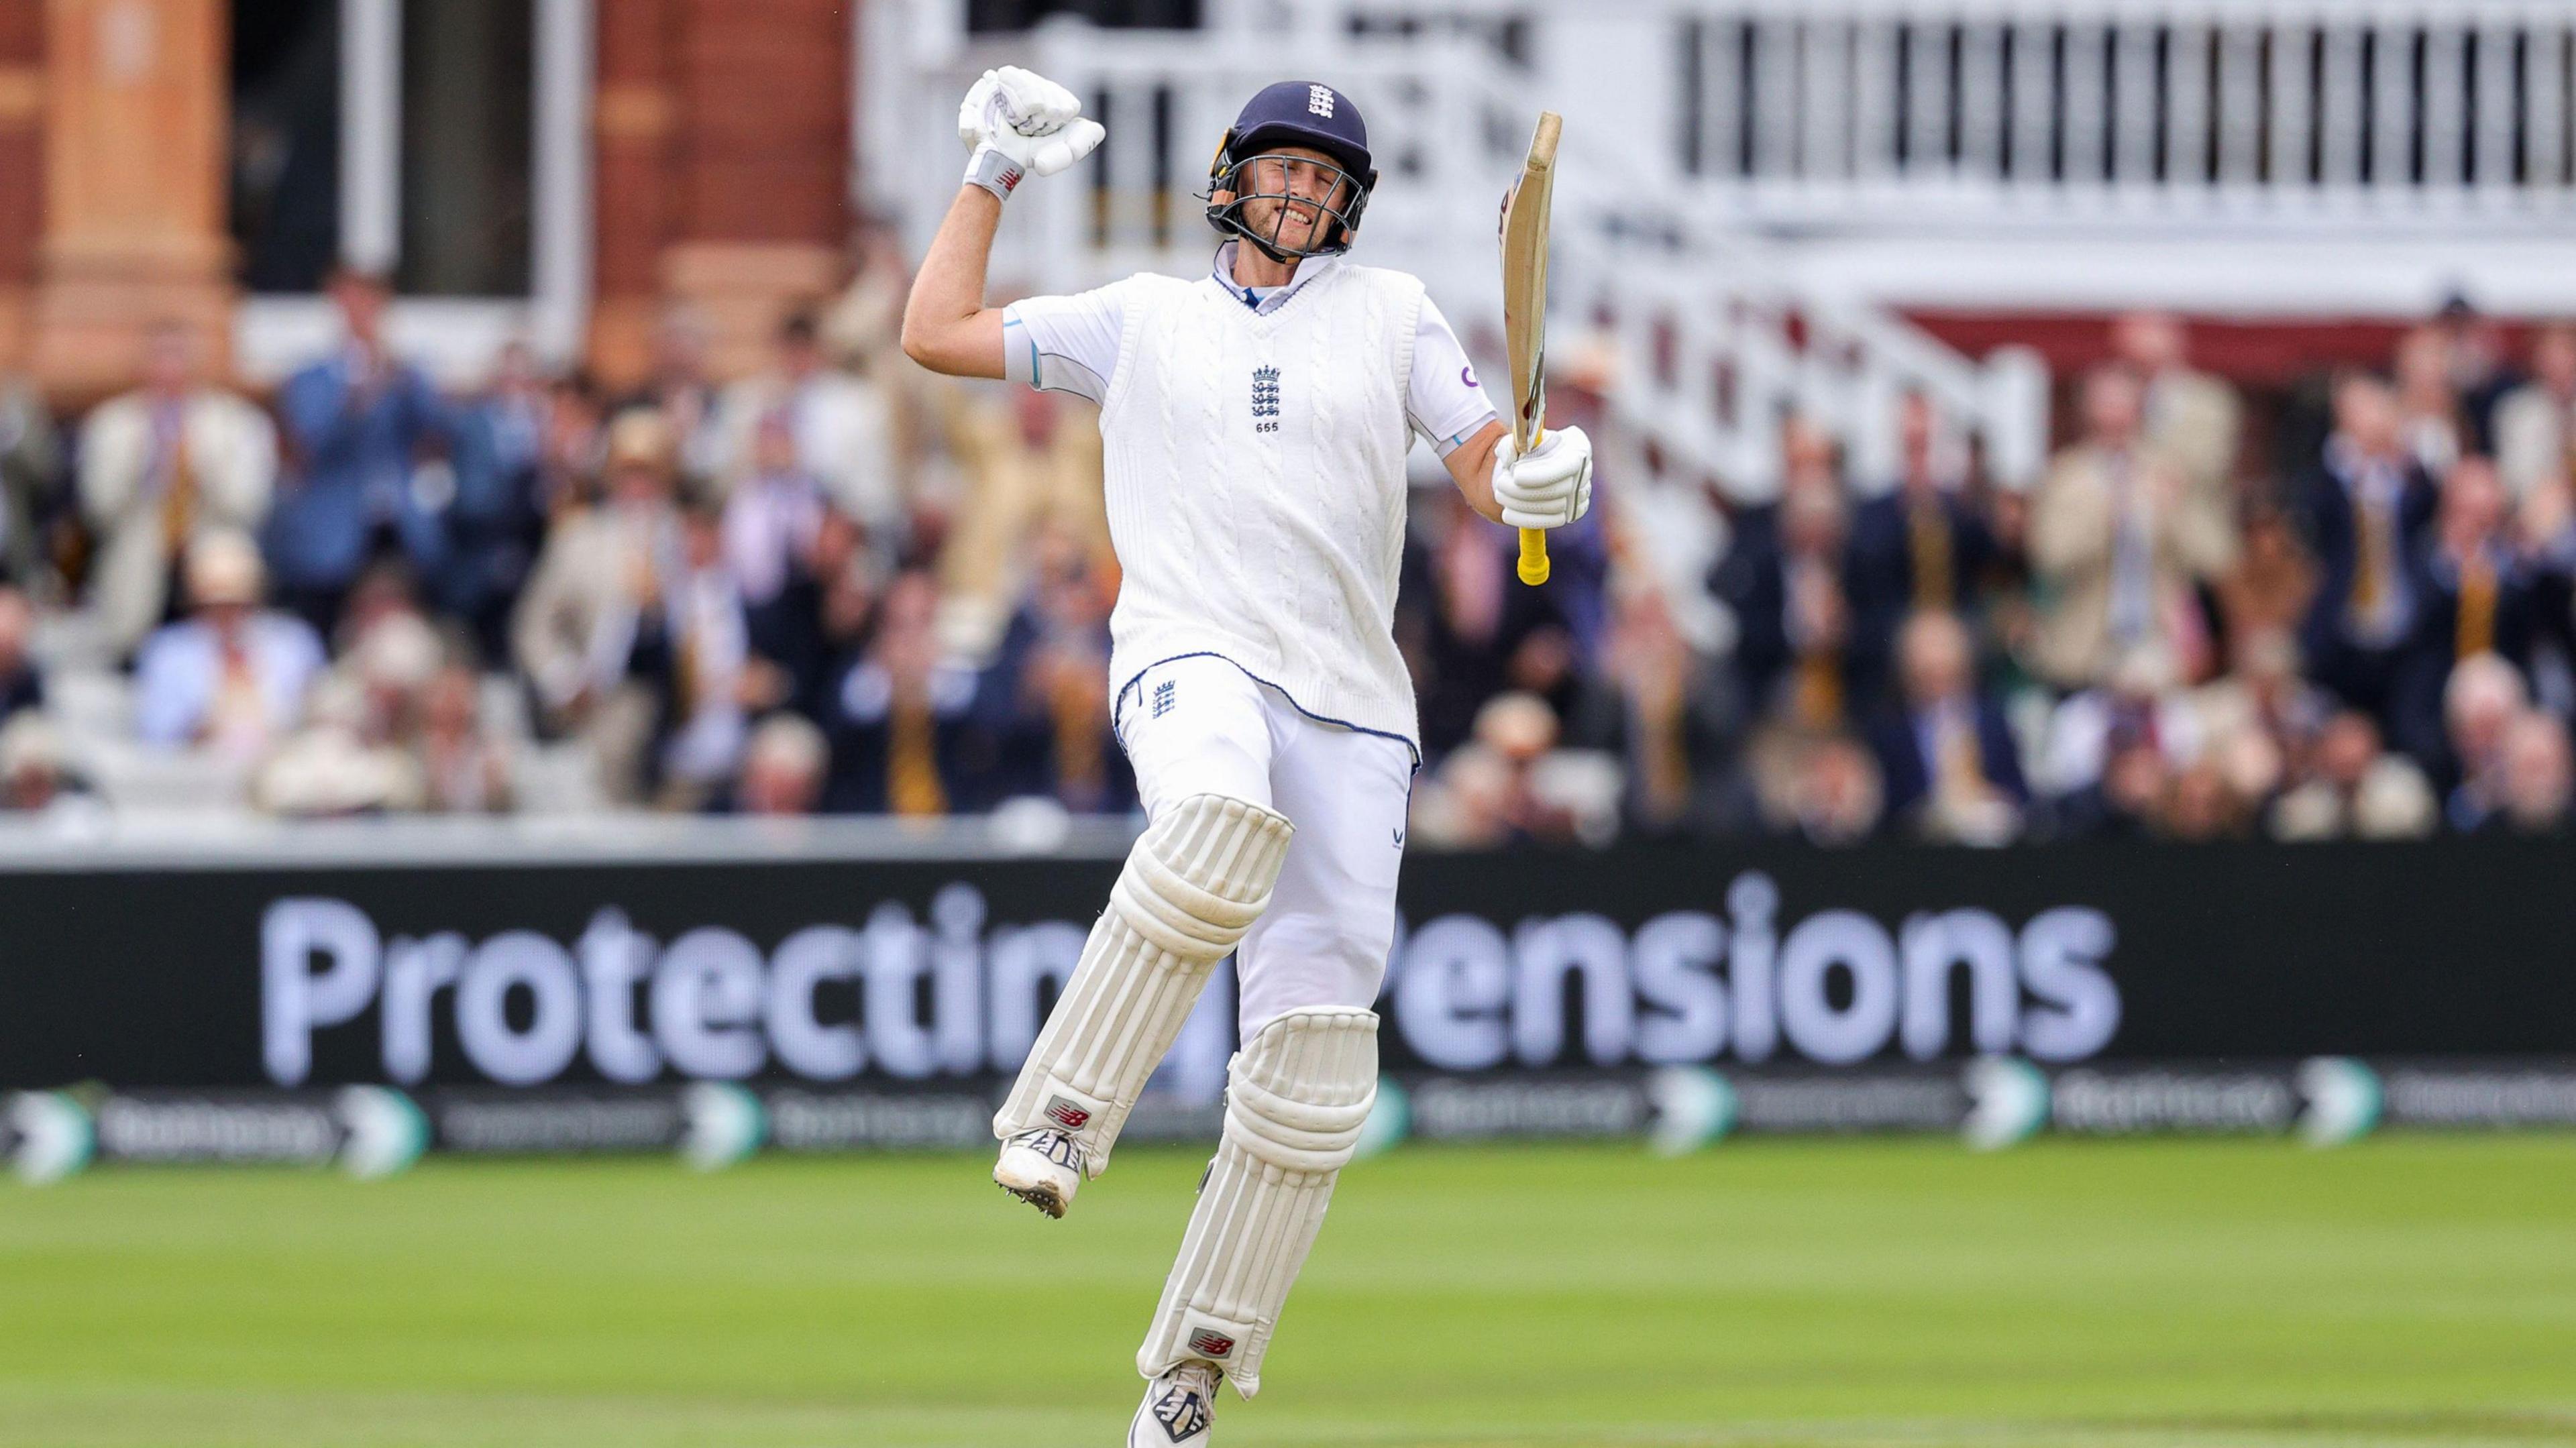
[1116,654,1415,1037]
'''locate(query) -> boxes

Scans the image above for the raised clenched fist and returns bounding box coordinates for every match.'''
[958,66,1106,199]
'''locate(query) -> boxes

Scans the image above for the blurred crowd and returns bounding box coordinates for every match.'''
[1398,307,2576,847]
[2,250,2573,846]
[0,239,1135,826]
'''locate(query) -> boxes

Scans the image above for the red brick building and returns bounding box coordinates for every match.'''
[0,0,864,403]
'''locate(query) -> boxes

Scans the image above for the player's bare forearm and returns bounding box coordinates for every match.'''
[900,186,1009,379]
[1444,419,1510,525]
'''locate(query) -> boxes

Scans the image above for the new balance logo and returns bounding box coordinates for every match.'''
[1044,1098,1092,1131]
[1307,85,1335,118]
[1187,1329,1238,1359]
[1252,365,1281,433]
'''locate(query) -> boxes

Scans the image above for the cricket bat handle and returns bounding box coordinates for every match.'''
[1514,422,1550,585]
[1516,528,1550,586]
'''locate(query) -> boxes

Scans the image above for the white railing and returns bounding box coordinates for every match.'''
[1673,0,2576,230]
[864,12,2048,514]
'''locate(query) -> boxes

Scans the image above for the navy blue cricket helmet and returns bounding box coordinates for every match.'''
[1204,81,1379,260]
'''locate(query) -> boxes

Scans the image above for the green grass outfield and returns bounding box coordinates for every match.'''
[3,1137,2572,1448]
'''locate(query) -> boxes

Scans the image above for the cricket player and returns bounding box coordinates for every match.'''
[902,69,1593,1445]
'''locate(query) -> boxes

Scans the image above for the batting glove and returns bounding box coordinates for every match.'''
[958,66,1106,201]
[1493,423,1595,531]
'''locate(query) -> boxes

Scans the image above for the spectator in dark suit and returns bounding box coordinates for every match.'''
[266,268,453,631]
[824,569,987,814]
[722,410,830,675]
[2298,373,2441,761]
[0,372,62,590]
[1714,447,1860,732]
[444,341,553,657]
[631,498,773,811]
[1563,582,1752,838]
[2410,457,2563,786]
[2416,456,2546,679]
[781,508,882,719]
[1399,488,1604,759]
[0,585,40,719]
[2432,294,2520,453]
[1846,392,1997,714]
[990,522,1132,814]
[1870,609,2027,843]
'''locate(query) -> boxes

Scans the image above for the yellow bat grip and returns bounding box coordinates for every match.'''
[1516,528,1550,585]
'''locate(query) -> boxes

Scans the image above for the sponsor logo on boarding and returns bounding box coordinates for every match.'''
[254,872,2122,1089]
[2384,1067,2576,1126]
[2049,1070,2296,1135]
[1187,1329,1238,1359]
[1044,1097,1093,1131]
[1389,875,2122,1074]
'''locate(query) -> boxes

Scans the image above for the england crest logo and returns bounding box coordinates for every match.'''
[1251,366,1281,434]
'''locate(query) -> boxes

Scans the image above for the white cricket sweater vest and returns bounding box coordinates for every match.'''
[1098,262,1425,753]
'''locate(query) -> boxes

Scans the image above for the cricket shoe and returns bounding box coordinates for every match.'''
[993,1127,1084,1217]
[1128,1360,1222,1445]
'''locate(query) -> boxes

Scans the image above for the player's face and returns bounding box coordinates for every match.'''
[1239,146,1351,249]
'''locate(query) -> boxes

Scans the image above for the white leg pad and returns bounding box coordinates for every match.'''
[1136,1006,1379,1399]
[996,793,1293,1177]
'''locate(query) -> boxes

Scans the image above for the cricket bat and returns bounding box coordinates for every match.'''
[1501,110,1562,587]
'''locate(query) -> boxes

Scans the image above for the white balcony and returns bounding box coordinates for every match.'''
[1653,0,2576,313]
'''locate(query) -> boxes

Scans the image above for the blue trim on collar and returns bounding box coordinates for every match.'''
[1209,241,1336,318]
